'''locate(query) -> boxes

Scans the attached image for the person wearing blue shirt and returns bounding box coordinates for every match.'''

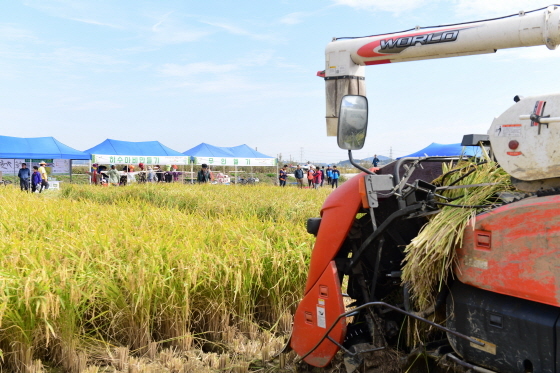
[278,165,288,187]
[326,166,333,186]
[294,165,304,188]
[372,154,380,167]
[331,165,340,189]
[18,163,30,192]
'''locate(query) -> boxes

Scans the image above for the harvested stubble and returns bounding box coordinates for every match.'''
[401,157,513,311]
[0,184,330,372]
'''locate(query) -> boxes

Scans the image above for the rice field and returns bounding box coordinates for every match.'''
[0,183,332,372]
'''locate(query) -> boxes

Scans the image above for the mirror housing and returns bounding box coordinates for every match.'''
[337,95,369,150]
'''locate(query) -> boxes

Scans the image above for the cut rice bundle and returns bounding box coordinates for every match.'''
[401,156,513,311]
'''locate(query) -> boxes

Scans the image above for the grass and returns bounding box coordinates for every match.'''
[0,183,332,372]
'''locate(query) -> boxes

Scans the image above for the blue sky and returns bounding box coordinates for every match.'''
[2,0,559,163]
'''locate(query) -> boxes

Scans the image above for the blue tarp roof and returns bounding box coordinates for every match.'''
[183,143,273,158]
[0,136,90,159]
[85,139,185,156]
[399,143,480,159]
[183,143,235,158]
[225,144,274,158]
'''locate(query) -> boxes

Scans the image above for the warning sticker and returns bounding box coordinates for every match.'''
[464,256,488,270]
[316,305,326,328]
[318,298,325,306]
[495,124,521,137]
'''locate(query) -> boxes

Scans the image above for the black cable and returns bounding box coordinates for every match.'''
[334,5,558,40]
[439,160,487,186]
[435,202,498,209]
[448,168,478,187]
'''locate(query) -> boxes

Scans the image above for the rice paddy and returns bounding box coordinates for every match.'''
[0,183,332,372]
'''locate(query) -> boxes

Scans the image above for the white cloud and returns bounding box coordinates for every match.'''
[69,100,124,111]
[241,50,275,66]
[188,75,264,94]
[68,18,123,29]
[151,28,210,44]
[280,12,306,25]
[0,24,37,41]
[159,62,238,77]
[23,0,125,29]
[331,0,431,13]
[201,20,281,42]
[149,12,210,44]
[47,48,127,66]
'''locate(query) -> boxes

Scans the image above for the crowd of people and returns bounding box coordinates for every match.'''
[88,162,188,186]
[89,163,218,186]
[279,164,340,189]
[17,160,346,191]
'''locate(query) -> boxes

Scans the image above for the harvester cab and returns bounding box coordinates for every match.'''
[287,4,560,373]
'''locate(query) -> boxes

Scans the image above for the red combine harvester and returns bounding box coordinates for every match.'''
[286,5,560,372]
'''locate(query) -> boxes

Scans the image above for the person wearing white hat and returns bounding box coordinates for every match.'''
[38,161,49,192]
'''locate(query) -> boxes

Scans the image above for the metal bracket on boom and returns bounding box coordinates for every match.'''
[363,174,394,208]
[520,113,560,134]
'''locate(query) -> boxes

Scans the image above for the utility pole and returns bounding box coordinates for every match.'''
[300,147,303,163]
[389,147,393,161]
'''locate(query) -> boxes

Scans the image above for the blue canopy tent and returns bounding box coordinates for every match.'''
[399,143,480,159]
[184,143,277,183]
[226,144,275,159]
[84,139,189,166]
[183,142,236,159]
[183,143,275,166]
[0,135,90,159]
[0,136,90,182]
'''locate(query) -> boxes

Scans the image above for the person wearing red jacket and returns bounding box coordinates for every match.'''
[313,167,322,189]
[307,167,315,188]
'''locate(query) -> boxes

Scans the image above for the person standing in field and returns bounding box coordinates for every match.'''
[307,166,315,188]
[294,165,304,189]
[372,154,380,167]
[320,166,326,187]
[278,164,287,187]
[313,167,322,189]
[326,166,333,186]
[138,163,147,183]
[197,164,211,183]
[107,165,120,186]
[331,166,340,189]
[127,165,136,184]
[31,166,42,193]
[147,166,156,183]
[18,162,30,192]
[38,161,49,192]
[172,165,180,182]
[164,164,173,183]
[88,163,100,185]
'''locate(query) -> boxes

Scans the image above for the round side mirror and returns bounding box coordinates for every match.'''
[337,95,368,150]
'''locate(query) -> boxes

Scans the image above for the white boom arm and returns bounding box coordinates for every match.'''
[324,5,560,135]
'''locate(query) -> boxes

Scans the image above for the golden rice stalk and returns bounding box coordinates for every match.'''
[401,155,513,311]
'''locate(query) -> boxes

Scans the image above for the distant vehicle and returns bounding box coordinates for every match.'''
[233,176,259,185]
[213,172,231,184]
